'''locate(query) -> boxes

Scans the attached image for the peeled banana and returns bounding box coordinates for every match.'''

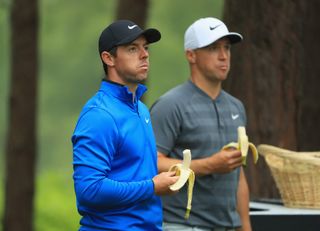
[168,149,195,219]
[222,126,258,166]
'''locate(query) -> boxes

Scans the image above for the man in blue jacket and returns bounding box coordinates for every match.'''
[72,20,178,231]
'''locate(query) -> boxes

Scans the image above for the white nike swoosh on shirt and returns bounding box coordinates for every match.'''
[128,25,138,30]
[145,118,150,123]
[231,114,239,120]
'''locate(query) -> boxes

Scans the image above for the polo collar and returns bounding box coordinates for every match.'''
[187,79,224,102]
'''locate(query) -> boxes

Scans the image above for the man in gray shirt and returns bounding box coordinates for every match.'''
[150,17,252,231]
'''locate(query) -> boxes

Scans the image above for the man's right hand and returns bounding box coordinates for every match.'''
[152,171,179,195]
[208,149,242,173]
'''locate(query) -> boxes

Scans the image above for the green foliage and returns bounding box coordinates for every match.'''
[35,170,80,231]
[0,0,223,230]
[0,2,9,174]
[38,0,118,171]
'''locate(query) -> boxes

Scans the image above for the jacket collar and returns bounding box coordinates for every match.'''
[100,80,147,103]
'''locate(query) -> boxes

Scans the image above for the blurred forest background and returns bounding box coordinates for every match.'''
[0,0,223,230]
[2,0,320,230]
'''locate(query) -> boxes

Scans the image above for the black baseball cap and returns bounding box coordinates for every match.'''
[98,20,161,54]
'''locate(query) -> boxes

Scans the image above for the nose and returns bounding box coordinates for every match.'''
[218,47,228,60]
[140,47,149,59]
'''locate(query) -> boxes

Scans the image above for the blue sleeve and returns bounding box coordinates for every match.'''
[72,108,154,209]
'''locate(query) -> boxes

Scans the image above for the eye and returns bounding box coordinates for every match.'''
[207,45,218,51]
[224,44,231,51]
[128,46,138,53]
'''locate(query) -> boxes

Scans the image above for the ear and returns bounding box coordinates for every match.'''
[101,51,115,66]
[185,49,196,64]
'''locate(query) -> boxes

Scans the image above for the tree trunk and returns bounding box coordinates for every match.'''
[116,0,149,28]
[297,1,320,151]
[223,1,320,199]
[3,0,38,230]
[116,0,150,102]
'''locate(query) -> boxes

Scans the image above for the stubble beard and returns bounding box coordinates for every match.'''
[122,72,148,85]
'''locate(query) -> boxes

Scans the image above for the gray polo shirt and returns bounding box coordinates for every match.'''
[150,80,246,229]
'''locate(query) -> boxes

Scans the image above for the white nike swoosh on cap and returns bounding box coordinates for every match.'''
[231,114,239,120]
[128,25,138,30]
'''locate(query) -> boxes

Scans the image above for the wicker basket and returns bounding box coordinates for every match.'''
[257,144,320,209]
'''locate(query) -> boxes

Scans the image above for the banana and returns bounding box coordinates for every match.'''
[222,126,259,166]
[168,149,195,219]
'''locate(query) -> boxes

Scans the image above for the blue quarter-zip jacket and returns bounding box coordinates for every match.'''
[72,81,162,231]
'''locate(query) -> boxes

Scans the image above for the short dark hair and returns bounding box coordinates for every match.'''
[102,47,118,77]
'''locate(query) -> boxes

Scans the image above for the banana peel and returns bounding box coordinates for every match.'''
[168,149,195,219]
[222,126,259,166]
